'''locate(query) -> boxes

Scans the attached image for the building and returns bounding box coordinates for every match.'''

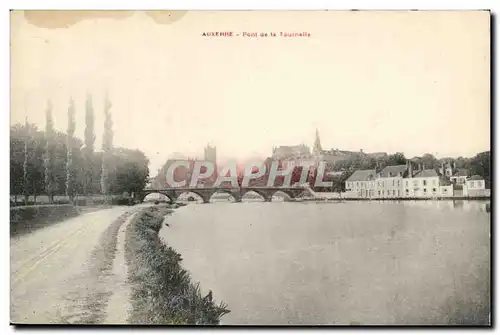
[463,175,487,197]
[204,144,217,165]
[450,168,469,185]
[404,168,441,197]
[376,165,407,198]
[345,169,377,198]
[345,161,459,199]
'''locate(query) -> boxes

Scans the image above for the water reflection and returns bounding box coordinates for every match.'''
[400,200,490,213]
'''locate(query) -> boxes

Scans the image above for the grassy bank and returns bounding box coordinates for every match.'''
[125,205,230,325]
[10,204,103,237]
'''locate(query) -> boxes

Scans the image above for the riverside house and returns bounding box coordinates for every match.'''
[404,167,453,198]
[344,169,377,198]
[375,165,407,198]
[450,168,469,185]
[463,175,488,197]
[345,161,461,199]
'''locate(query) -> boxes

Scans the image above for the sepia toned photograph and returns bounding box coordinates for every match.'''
[9,10,491,326]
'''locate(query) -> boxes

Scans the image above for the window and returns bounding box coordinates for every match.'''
[406,181,409,187]
[423,180,427,186]
[432,188,437,193]
[406,189,409,194]
[424,188,427,193]
[378,191,381,196]
[392,180,395,186]
[393,190,396,196]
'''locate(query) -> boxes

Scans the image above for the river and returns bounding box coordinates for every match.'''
[158,200,490,325]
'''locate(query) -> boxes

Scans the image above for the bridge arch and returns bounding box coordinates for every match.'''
[141,191,174,203]
[242,189,272,202]
[176,191,209,203]
[209,190,240,203]
[271,190,294,202]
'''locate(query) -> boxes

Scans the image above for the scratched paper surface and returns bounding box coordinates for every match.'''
[10,10,490,325]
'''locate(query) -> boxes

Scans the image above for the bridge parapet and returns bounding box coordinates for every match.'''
[140,186,308,203]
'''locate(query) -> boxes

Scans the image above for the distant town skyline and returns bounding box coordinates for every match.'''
[11,11,490,174]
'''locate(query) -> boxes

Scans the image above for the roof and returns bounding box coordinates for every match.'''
[379,165,407,178]
[469,175,484,181]
[453,168,469,177]
[412,169,439,178]
[346,169,376,182]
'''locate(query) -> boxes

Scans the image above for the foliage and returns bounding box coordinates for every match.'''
[468,151,491,188]
[10,130,149,200]
[386,152,406,166]
[66,98,77,200]
[44,101,56,203]
[101,94,113,198]
[84,93,96,196]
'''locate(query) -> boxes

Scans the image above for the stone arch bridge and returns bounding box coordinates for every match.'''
[140,186,310,203]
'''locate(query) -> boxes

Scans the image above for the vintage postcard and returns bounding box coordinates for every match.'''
[10,10,490,326]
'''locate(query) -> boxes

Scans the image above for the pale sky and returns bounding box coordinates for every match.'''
[10,11,490,174]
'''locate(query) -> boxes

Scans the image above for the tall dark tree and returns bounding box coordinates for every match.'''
[23,117,29,205]
[83,93,96,197]
[469,151,491,188]
[65,98,77,201]
[44,101,55,203]
[101,93,113,202]
[421,153,439,169]
[387,152,406,166]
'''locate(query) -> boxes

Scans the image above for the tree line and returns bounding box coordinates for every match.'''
[10,94,150,205]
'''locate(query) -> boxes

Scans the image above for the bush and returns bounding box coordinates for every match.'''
[125,206,230,324]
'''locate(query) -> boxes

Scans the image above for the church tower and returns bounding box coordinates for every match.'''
[204,144,217,164]
[313,128,323,156]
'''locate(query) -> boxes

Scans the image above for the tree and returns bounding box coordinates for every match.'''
[469,151,491,188]
[112,148,149,197]
[22,117,29,205]
[101,94,113,202]
[66,98,77,201]
[11,123,45,203]
[387,152,406,166]
[44,101,56,203]
[421,153,438,169]
[83,93,96,196]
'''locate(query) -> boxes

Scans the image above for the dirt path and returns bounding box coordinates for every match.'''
[103,213,137,324]
[10,206,146,324]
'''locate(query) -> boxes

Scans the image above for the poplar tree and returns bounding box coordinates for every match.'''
[66,98,76,202]
[44,101,55,203]
[23,117,29,205]
[100,93,113,203]
[83,93,95,197]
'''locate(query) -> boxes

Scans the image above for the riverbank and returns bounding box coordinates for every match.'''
[124,205,230,325]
